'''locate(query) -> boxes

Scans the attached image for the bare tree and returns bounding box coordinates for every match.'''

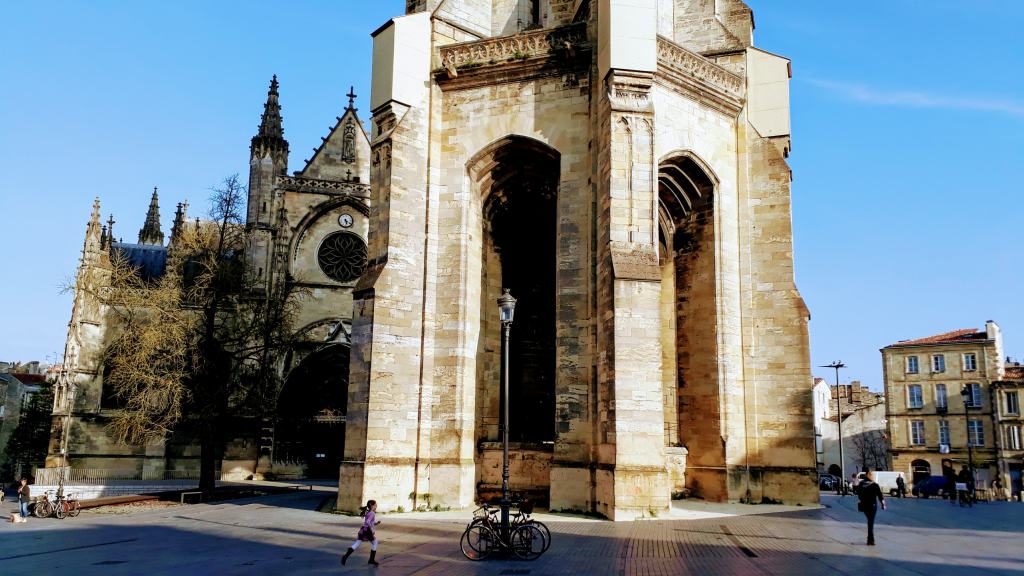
[98,174,302,492]
[850,429,889,472]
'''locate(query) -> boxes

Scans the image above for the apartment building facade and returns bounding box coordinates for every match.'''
[882,321,1004,488]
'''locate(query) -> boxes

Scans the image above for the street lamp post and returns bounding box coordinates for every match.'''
[960,385,975,491]
[822,361,847,494]
[497,288,517,539]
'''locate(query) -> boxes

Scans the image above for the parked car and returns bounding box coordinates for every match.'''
[818,474,840,490]
[912,475,948,498]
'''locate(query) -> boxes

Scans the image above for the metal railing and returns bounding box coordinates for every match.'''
[34,467,203,485]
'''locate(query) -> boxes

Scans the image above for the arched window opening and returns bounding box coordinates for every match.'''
[472,136,560,444]
[657,153,718,489]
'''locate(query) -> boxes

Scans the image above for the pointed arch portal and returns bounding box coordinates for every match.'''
[275,344,349,478]
[657,152,721,496]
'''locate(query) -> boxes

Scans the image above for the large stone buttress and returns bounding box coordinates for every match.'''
[341,0,816,517]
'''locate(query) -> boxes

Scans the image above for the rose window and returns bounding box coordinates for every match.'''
[317,232,367,282]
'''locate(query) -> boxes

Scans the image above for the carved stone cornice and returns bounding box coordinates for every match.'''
[275,175,370,198]
[606,70,654,114]
[435,22,590,90]
[656,35,745,115]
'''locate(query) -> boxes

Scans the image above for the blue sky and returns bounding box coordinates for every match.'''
[1,1,1021,388]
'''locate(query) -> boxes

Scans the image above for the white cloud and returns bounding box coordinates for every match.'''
[806,79,1024,119]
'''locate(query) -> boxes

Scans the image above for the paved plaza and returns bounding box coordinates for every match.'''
[1,489,1021,575]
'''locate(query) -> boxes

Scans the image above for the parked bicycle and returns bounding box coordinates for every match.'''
[467,499,551,553]
[34,489,81,519]
[461,499,549,561]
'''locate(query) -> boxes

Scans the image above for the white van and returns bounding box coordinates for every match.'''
[871,471,907,495]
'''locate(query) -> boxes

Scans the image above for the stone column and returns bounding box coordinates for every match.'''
[339,13,434,513]
[592,0,669,521]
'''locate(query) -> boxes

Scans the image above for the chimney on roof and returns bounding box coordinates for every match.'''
[987,320,1005,377]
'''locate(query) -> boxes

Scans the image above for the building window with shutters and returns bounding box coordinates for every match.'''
[965,383,983,408]
[963,353,977,371]
[968,420,984,447]
[908,384,923,409]
[910,420,925,445]
[1007,425,1022,450]
[906,356,919,374]
[931,354,945,373]
[1006,391,1020,415]
[935,383,948,410]
[938,420,950,446]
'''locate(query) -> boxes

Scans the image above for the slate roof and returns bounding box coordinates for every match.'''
[112,242,168,281]
[883,328,989,349]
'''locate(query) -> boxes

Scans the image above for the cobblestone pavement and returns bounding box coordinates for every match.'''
[1,490,1022,575]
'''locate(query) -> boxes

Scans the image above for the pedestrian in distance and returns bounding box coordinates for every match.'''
[993,477,1007,502]
[896,475,907,499]
[17,478,31,520]
[856,470,886,546]
[341,499,381,567]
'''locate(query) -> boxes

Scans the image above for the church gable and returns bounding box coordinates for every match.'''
[297,89,371,183]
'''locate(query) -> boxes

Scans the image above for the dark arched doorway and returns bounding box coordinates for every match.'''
[911,459,931,484]
[473,135,559,443]
[275,344,349,478]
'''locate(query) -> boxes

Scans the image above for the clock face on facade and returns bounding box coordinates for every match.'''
[338,213,353,228]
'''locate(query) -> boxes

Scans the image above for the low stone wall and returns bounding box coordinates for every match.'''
[478,443,552,505]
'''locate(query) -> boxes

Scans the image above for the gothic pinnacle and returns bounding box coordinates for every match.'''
[251,74,289,161]
[138,186,165,246]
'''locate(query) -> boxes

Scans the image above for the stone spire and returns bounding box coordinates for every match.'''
[138,187,165,245]
[107,214,116,247]
[84,198,102,253]
[250,75,289,166]
[170,201,188,246]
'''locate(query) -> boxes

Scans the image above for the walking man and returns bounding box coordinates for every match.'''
[896,475,907,498]
[857,470,886,545]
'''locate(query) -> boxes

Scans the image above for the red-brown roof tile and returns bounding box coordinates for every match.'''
[10,373,46,384]
[1004,366,1024,381]
[884,328,988,348]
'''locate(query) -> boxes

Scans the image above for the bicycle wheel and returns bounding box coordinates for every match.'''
[511,524,545,560]
[460,524,495,561]
[34,500,52,518]
[527,520,552,552]
[68,500,81,518]
[55,501,67,519]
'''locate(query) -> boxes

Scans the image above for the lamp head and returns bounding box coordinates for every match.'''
[498,288,516,324]
[960,386,971,400]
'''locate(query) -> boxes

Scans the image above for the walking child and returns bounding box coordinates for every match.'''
[341,499,381,566]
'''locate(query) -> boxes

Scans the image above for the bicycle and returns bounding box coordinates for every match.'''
[461,499,549,561]
[33,490,81,519]
[467,499,551,553]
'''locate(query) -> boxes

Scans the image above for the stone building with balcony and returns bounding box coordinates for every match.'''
[882,321,1005,488]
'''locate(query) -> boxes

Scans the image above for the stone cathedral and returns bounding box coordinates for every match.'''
[54,0,817,519]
